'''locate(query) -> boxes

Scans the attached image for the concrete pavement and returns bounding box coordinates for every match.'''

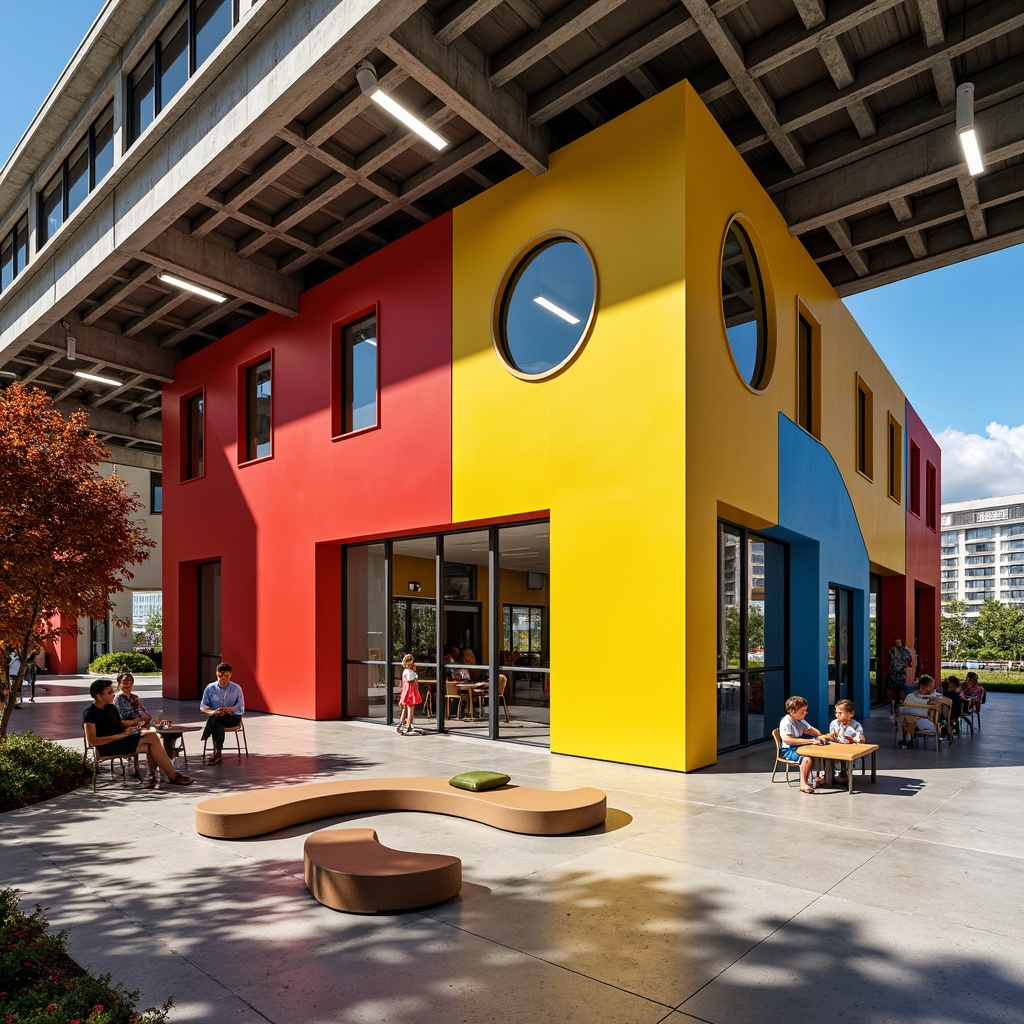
[2,676,1022,1023]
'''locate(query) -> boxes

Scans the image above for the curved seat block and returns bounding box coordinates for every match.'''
[304,827,462,913]
[195,776,607,839]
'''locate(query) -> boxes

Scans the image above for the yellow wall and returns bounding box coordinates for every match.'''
[453,86,689,769]
[453,82,909,771]
[681,87,907,767]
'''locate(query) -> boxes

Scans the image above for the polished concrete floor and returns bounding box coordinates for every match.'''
[2,677,1022,1023]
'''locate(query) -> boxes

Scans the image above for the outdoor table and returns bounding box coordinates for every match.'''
[806,741,880,793]
[145,725,199,769]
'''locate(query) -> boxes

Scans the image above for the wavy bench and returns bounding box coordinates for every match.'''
[303,827,462,913]
[194,776,607,839]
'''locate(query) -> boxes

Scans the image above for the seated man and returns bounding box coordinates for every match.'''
[201,662,245,765]
[83,679,192,788]
[898,674,951,748]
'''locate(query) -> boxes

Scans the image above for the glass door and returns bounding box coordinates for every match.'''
[197,560,221,689]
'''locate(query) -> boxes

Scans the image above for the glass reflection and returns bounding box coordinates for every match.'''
[501,238,594,376]
[721,222,767,388]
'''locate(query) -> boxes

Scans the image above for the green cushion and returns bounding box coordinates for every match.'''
[448,770,510,792]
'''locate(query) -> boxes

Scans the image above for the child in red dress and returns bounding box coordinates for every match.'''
[397,653,421,735]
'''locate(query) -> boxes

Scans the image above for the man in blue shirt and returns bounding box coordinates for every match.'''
[200,662,245,765]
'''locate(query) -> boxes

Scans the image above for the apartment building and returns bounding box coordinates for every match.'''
[940,494,1024,614]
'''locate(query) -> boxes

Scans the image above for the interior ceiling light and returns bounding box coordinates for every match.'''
[74,370,121,387]
[355,59,448,151]
[159,272,228,303]
[533,295,580,324]
[956,82,985,177]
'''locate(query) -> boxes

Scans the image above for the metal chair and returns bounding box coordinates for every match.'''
[83,726,140,792]
[770,729,799,786]
[202,718,248,759]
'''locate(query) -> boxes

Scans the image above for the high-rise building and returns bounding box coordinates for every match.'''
[940,495,1024,614]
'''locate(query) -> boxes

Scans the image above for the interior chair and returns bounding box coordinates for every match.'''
[770,729,800,786]
[202,718,249,759]
[444,681,465,721]
[83,726,141,792]
[478,674,511,723]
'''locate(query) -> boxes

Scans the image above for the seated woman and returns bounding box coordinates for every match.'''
[113,671,152,729]
[83,679,192,788]
[962,671,986,713]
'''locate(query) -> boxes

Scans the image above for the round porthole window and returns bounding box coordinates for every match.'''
[720,219,772,391]
[494,234,596,380]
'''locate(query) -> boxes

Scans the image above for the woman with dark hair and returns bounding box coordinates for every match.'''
[83,679,192,788]
[886,638,914,701]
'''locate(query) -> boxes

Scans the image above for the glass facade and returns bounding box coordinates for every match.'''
[128,0,237,146]
[717,522,786,752]
[343,521,550,745]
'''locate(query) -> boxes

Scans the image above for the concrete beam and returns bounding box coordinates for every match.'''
[381,10,549,176]
[57,400,162,444]
[37,320,178,382]
[133,228,300,317]
[99,444,163,471]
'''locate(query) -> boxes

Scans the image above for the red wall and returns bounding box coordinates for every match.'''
[881,401,941,689]
[162,217,453,717]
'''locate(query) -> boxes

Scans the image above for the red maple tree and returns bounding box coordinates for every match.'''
[0,383,154,738]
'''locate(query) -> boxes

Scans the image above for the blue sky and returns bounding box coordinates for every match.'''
[2,1,1020,502]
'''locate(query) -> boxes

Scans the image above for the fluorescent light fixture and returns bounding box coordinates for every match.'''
[355,59,448,151]
[533,295,580,324]
[0,370,19,379]
[159,272,228,303]
[956,82,985,177]
[74,370,121,387]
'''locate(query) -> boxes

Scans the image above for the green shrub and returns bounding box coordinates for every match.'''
[0,733,91,813]
[0,887,171,1023]
[87,652,157,675]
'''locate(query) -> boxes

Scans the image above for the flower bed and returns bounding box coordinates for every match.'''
[0,889,171,1024]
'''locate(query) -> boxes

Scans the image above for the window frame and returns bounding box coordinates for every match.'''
[181,387,205,481]
[126,0,239,148]
[239,353,273,465]
[887,413,902,503]
[855,374,873,480]
[332,306,380,439]
[908,441,921,516]
[926,461,937,531]
[150,472,163,514]
[796,302,820,438]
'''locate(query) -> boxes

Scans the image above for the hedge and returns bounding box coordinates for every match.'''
[0,733,91,813]
[86,652,158,675]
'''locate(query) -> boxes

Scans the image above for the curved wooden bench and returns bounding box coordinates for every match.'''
[194,776,607,839]
[303,828,462,913]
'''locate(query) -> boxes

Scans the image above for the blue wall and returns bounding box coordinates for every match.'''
[767,416,870,727]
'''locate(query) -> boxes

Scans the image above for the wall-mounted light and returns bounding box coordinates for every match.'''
[159,272,228,303]
[956,82,985,177]
[408,581,421,593]
[355,59,448,151]
[74,370,121,387]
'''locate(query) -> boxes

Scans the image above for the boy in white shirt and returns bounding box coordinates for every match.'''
[779,695,829,794]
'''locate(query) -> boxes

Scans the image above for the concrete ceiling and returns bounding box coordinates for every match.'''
[1,0,1021,463]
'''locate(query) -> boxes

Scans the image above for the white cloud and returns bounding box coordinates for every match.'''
[937,423,1024,503]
